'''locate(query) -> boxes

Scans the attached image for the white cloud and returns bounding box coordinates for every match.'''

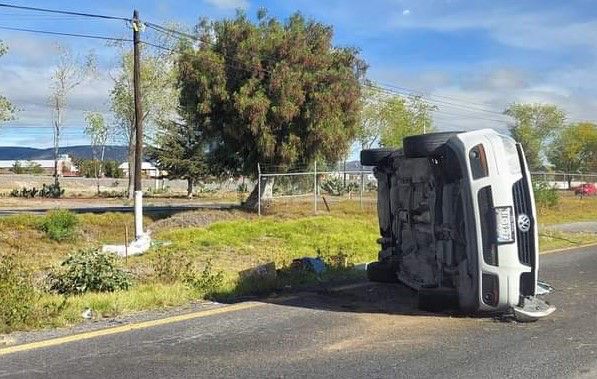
[402,9,411,16]
[391,5,597,52]
[204,0,249,10]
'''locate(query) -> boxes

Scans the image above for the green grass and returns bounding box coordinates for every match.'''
[155,215,379,272]
[537,192,597,225]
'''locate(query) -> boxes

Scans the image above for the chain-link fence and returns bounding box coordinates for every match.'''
[256,165,597,216]
[257,163,377,216]
[530,172,597,189]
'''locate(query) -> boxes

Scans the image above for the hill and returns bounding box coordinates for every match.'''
[0,145,129,162]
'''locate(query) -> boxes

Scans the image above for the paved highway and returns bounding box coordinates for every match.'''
[1,246,596,378]
[0,203,237,217]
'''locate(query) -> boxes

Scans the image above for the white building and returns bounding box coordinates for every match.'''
[118,162,163,178]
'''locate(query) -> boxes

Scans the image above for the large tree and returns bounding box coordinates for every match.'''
[110,47,177,198]
[379,95,436,148]
[503,103,565,170]
[178,11,367,209]
[146,119,208,198]
[0,41,15,123]
[547,122,597,188]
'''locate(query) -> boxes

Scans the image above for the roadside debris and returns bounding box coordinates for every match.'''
[291,257,326,274]
[239,262,277,281]
[81,308,93,320]
[537,280,554,295]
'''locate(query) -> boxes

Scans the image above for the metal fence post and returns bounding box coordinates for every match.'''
[314,161,318,213]
[257,163,261,217]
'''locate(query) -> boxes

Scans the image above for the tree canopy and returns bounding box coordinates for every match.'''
[146,119,208,197]
[548,122,597,175]
[177,11,367,177]
[504,103,565,169]
[0,41,15,123]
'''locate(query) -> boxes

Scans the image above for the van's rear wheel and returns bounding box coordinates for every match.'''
[366,261,398,283]
[403,132,461,158]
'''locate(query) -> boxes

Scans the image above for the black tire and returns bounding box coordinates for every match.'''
[418,287,459,312]
[366,261,398,283]
[360,148,400,167]
[403,132,461,158]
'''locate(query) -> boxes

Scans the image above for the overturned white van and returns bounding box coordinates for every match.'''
[361,129,555,321]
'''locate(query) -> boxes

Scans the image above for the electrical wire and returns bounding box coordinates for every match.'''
[0,25,132,42]
[0,2,130,21]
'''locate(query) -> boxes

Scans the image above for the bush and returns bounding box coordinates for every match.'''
[0,253,38,332]
[10,182,64,199]
[46,248,131,295]
[320,177,359,196]
[151,251,223,296]
[183,259,224,296]
[533,181,559,209]
[38,210,79,241]
[10,161,44,175]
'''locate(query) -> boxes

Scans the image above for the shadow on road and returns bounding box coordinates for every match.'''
[228,279,464,318]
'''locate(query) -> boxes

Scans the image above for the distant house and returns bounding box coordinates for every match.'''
[118,162,163,178]
[0,154,77,176]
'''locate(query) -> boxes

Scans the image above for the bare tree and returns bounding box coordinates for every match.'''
[49,44,96,184]
[84,112,110,195]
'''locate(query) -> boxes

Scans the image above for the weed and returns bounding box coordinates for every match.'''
[183,259,224,296]
[46,248,131,295]
[38,210,78,242]
[0,252,38,332]
[533,181,559,209]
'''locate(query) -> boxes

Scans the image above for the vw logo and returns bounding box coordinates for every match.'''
[517,214,531,232]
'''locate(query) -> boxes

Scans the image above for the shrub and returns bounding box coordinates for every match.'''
[183,259,224,296]
[39,210,78,241]
[10,182,64,199]
[533,181,559,209]
[10,161,44,175]
[320,177,359,196]
[46,248,131,295]
[152,250,191,283]
[151,251,223,296]
[0,253,38,332]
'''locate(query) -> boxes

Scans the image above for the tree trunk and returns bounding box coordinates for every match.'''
[243,176,275,212]
[187,179,194,199]
[53,117,60,186]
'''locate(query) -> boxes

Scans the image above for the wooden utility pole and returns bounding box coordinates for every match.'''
[132,9,144,238]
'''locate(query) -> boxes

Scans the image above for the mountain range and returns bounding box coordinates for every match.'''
[0,146,129,162]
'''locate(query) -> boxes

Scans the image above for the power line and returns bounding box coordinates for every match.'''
[0,25,132,42]
[144,22,197,42]
[0,2,130,21]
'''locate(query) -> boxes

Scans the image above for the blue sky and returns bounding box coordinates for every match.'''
[1,0,597,150]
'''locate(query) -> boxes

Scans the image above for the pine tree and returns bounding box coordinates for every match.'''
[147,120,208,198]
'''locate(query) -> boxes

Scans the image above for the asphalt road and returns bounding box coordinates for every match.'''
[1,246,596,378]
[0,203,237,217]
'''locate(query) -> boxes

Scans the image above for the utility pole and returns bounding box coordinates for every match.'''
[132,9,144,239]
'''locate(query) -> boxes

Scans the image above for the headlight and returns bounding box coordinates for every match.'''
[495,206,515,243]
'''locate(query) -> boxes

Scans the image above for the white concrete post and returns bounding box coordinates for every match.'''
[134,190,143,238]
